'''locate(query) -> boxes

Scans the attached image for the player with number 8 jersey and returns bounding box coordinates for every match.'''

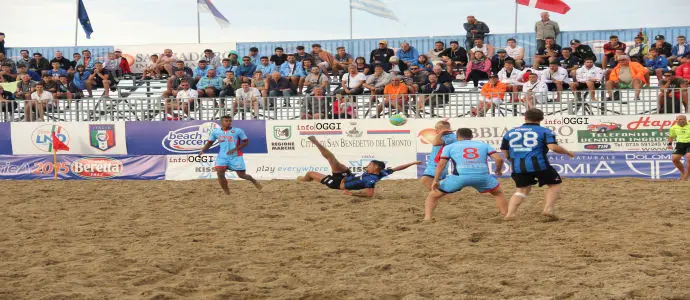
[501,108,575,220]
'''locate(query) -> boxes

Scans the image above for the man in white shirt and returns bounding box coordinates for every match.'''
[26,82,54,121]
[541,61,572,101]
[497,59,523,101]
[339,65,366,95]
[168,80,198,117]
[504,38,525,69]
[233,81,261,119]
[522,72,548,110]
[569,58,603,101]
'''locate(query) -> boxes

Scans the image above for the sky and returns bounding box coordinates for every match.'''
[2,0,689,47]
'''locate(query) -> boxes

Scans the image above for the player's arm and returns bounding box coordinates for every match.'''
[199,141,214,156]
[547,144,575,158]
[500,136,511,163]
[344,188,375,198]
[432,130,452,146]
[489,152,504,176]
[432,158,449,190]
[390,160,422,172]
[668,127,676,149]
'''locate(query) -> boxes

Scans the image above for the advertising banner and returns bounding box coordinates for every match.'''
[0,123,12,155]
[416,151,682,180]
[11,122,128,155]
[571,115,677,151]
[115,42,237,74]
[266,119,416,155]
[0,155,166,180]
[126,120,267,155]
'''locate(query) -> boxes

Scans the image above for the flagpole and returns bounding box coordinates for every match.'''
[74,0,79,46]
[349,0,353,40]
[53,148,58,180]
[513,0,518,35]
[197,3,201,44]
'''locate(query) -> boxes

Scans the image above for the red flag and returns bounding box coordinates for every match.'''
[51,132,70,152]
[517,0,570,14]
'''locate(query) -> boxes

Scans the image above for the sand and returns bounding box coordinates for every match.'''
[1,178,689,300]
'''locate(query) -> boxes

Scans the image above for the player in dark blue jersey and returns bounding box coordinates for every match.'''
[500,109,575,219]
[199,115,262,195]
[421,120,458,191]
[299,136,421,198]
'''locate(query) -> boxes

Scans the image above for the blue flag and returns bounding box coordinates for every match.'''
[78,0,94,39]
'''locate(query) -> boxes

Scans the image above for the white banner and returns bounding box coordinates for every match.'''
[11,122,127,155]
[115,42,237,73]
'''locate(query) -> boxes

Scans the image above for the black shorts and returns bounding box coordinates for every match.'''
[572,82,601,90]
[320,170,352,190]
[674,142,690,155]
[93,76,105,88]
[546,82,562,91]
[511,167,562,188]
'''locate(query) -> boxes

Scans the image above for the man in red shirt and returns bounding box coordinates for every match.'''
[676,54,690,82]
[602,35,626,71]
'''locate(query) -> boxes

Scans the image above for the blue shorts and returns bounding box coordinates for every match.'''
[215,155,246,171]
[422,164,448,179]
[438,174,499,194]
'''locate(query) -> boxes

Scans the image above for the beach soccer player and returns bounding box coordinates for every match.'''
[421,120,458,191]
[298,136,421,198]
[199,115,262,194]
[501,108,575,219]
[424,128,508,220]
[668,114,690,180]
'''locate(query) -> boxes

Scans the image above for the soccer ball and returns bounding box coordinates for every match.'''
[389,113,407,126]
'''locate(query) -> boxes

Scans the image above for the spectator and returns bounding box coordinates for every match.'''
[193,60,213,84]
[301,59,315,78]
[414,55,433,72]
[626,36,648,62]
[169,80,198,117]
[113,50,131,75]
[569,58,603,102]
[196,69,222,98]
[463,16,490,51]
[156,49,177,75]
[0,52,16,72]
[248,47,261,65]
[251,71,268,98]
[387,56,405,76]
[370,40,395,70]
[72,65,93,98]
[104,52,122,79]
[216,58,236,79]
[671,36,689,67]
[652,35,673,58]
[657,70,688,113]
[233,81,262,118]
[410,64,430,87]
[270,47,288,66]
[431,65,455,92]
[0,85,16,116]
[497,59,523,98]
[302,66,330,95]
[17,50,31,68]
[396,42,419,66]
[439,41,468,74]
[606,55,645,101]
[227,50,240,69]
[18,65,41,82]
[376,76,409,117]
[362,64,391,97]
[338,65,366,96]
[401,70,418,94]
[676,54,690,82]
[220,71,242,98]
[541,61,572,101]
[39,74,58,96]
[30,53,51,75]
[470,38,495,59]
[521,72,549,110]
[280,54,305,93]
[70,53,81,70]
[202,49,221,69]
[55,75,75,106]
[76,49,97,71]
[466,51,491,89]
[89,62,112,98]
[47,61,68,79]
[15,73,36,100]
[267,71,292,107]
[0,64,15,82]
[0,32,4,55]
[535,12,560,50]
[301,87,329,120]
[569,39,596,63]
[49,51,71,70]
[172,60,194,77]
[310,44,336,74]
[255,56,277,79]
[427,41,446,65]
[416,73,451,117]
[354,57,371,75]
[559,48,581,79]
[235,56,257,82]
[533,37,562,68]
[477,74,507,116]
[142,54,161,79]
[27,82,55,121]
[601,35,626,71]
[504,38,525,69]
[161,68,192,99]
[645,48,670,83]
[332,46,354,76]
[294,46,313,64]
[491,49,509,75]
[332,93,356,119]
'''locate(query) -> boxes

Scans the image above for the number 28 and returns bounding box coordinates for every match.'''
[508,131,539,148]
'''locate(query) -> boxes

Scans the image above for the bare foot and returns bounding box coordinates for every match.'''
[296,176,304,182]
[503,214,517,221]
[541,210,559,221]
[680,173,688,181]
[222,189,230,195]
[253,181,263,190]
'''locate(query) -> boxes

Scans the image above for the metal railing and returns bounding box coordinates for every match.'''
[1,88,687,122]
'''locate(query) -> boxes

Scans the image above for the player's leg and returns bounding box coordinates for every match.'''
[230,157,262,190]
[299,171,326,182]
[424,189,446,220]
[307,136,348,173]
[420,176,434,191]
[671,153,685,179]
[477,176,507,216]
[215,166,230,195]
[539,168,564,217]
[683,152,690,180]
[505,186,531,220]
[489,186,508,216]
[236,171,263,190]
[424,175,462,220]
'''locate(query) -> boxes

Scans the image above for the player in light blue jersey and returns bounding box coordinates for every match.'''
[421,120,458,191]
[424,128,508,220]
[199,115,262,195]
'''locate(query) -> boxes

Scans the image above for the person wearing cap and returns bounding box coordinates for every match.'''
[113,49,131,75]
[255,56,277,79]
[476,74,507,116]
[427,41,446,64]
[310,44,336,75]
[657,70,688,114]
[333,46,354,76]
[370,40,395,70]
[605,55,645,101]
[535,12,560,51]
[439,41,468,73]
[570,57,603,102]
[269,47,288,67]
[504,38,525,69]
[671,36,689,68]
[533,37,562,68]
[248,47,261,65]
[601,36,626,71]
[675,54,690,82]
[569,39,595,63]
[653,35,673,58]
[463,16,490,52]
[626,36,648,62]
[50,51,71,71]
[294,46,313,64]
[201,49,221,69]
[541,61,571,101]
[645,48,670,83]
[29,53,51,75]
[491,49,509,75]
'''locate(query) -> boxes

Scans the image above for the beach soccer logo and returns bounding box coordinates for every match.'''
[89,124,116,151]
[162,122,220,153]
[31,124,70,153]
